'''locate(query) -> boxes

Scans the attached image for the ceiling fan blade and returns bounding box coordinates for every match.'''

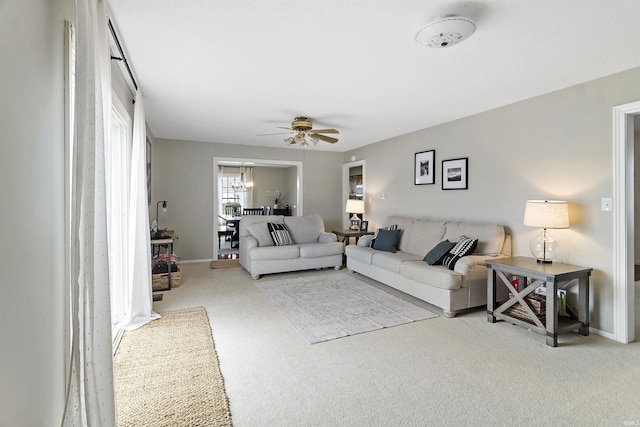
[307,128,339,134]
[257,132,292,136]
[277,126,294,131]
[313,134,338,143]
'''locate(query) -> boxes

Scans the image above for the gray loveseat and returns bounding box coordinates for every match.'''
[239,214,343,279]
[346,216,511,317]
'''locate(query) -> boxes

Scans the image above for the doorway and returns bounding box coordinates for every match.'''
[342,160,366,229]
[212,157,303,260]
[613,101,640,343]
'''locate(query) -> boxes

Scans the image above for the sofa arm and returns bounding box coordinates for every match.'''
[453,254,506,276]
[357,234,375,247]
[319,232,338,243]
[239,235,259,268]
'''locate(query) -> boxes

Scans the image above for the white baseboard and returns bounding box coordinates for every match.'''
[180,259,212,264]
[589,326,616,341]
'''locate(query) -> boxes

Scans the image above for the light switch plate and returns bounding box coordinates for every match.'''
[602,197,612,211]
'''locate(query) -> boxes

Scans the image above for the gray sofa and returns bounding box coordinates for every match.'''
[239,214,343,279]
[346,216,511,317]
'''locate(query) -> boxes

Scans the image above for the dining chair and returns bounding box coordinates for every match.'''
[243,207,264,215]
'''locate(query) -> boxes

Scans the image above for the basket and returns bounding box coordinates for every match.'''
[152,270,181,290]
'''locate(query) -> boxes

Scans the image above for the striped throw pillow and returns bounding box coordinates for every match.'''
[267,222,293,246]
[441,236,478,270]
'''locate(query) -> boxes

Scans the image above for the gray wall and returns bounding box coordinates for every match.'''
[151,139,342,260]
[1,0,74,423]
[344,66,640,335]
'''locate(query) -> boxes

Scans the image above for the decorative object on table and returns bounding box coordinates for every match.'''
[414,150,435,185]
[269,191,283,209]
[523,200,570,263]
[442,158,468,190]
[345,199,365,230]
[360,220,369,231]
[415,16,476,48]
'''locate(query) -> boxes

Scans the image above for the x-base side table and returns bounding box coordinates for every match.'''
[486,256,592,347]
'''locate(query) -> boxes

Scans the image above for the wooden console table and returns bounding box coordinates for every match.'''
[486,257,592,347]
[332,229,374,246]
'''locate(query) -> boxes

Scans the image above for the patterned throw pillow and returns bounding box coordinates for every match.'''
[441,236,478,270]
[267,222,293,246]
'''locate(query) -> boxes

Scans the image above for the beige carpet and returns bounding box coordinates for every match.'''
[113,307,232,427]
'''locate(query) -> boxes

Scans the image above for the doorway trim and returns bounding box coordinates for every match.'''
[342,160,366,229]
[613,100,640,343]
[212,157,303,259]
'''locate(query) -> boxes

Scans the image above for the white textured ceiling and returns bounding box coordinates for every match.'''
[107,0,640,152]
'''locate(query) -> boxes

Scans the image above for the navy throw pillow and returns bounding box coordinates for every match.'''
[423,240,456,265]
[372,228,401,253]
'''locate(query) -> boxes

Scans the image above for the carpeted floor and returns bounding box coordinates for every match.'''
[255,273,438,343]
[152,263,640,426]
[113,307,232,427]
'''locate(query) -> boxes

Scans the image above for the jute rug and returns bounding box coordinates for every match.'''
[255,273,438,344]
[113,307,232,426]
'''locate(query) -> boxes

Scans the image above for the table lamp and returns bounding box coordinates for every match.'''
[345,199,364,230]
[523,200,569,263]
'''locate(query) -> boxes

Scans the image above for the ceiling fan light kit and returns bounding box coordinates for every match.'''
[275,116,339,148]
[415,16,476,48]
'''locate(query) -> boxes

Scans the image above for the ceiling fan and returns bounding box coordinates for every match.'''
[259,116,339,147]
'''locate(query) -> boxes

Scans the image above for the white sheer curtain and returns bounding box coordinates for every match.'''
[121,90,159,329]
[63,0,116,424]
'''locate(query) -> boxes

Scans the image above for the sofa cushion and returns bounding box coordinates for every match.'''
[239,215,284,237]
[443,222,505,256]
[423,240,456,265]
[268,223,293,246]
[284,214,324,244]
[372,228,401,252]
[441,236,478,270]
[248,244,300,261]
[371,251,421,274]
[345,245,375,264]
[400,261,462,290]
[400,219,447,256]
[299,242,343,258]
[246,222,274,247]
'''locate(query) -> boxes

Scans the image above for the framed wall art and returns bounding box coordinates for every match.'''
[414,150,435,185]
[442,157,468,190]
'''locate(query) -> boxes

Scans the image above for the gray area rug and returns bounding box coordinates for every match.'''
[255,273,438,344]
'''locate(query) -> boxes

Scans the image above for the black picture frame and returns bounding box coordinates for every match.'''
[360,220,369,231]
[442,157,468,190]
[415,150,435,185]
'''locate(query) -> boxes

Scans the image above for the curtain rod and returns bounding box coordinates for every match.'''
[108,19,138,91]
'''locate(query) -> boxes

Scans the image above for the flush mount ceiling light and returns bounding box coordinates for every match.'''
[415,16,476,48]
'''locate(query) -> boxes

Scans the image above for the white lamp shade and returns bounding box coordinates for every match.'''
[523,200,569,229]
[345,199,364,214]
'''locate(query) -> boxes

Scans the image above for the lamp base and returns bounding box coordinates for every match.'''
[529,229,560,264]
